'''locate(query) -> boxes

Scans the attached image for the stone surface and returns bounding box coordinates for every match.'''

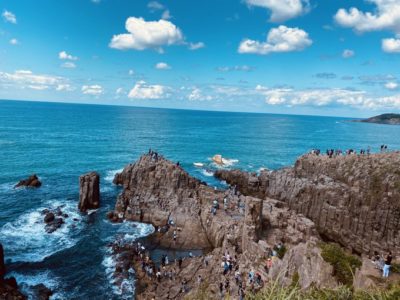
[79,172,100,212]
[216,152,400,257]
[31,284,53,300]
[110,153,336,299]
[14,174,41,188]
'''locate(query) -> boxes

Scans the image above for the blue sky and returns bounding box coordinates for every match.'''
[1,0,400,117]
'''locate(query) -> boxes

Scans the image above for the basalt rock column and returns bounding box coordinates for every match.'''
[79,172,100,212]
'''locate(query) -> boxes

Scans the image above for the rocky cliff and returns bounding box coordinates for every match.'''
[0,244,26,299]
[110,153,336,299]
[216,152,400,256]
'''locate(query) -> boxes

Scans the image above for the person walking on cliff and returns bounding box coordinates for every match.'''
[383,251,392,278]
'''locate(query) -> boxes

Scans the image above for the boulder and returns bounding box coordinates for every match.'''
[31,284,53,300]
[43,212,55,224]
[14,174,41,188]
[79,172,100,212]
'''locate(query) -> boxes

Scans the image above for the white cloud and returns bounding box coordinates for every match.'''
[0,70,67,91]
[342,49,355,58]
[116,87,125,95]
[148,1,164,11]
[155,62,171,70]
[61,62,76,69]
[2,10,17,24]
[382,37,400,53]
[128,69,135,75]
[217,65,253,72]
[162,10,172,20]
[188,88,213,101]
[238,25,312,55]
[82,85,103,96]
[9,38,18,45]
[335,1,400,34]
[59,51,78,61]
[385,81,398,90]
[56,84,74,91]
[255,85,400,109]
[245,0,309,22]
[188,42,205,50]
[109,17,184,51]
[128,80,170,99]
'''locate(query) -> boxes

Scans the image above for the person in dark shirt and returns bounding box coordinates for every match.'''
[383,251,392,278]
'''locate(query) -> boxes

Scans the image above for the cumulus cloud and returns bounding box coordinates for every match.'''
[82,85,103,96]
[342,49,355,58]
[155,62,171,70]
[2,10,17,24]
[385,81,398,90]
[109,17,184,51]
[188,87,213,101]
[9,38,18,45]
[382,37,400,53]
[59,51,78,61]
[61,62,76,69]
[255,85,400,109]
[188,42,205,50]
[238,25,312,55]
[334,1,400,34]
[0,70,67,91]
[128,80,170,99]
[245,0,309,22]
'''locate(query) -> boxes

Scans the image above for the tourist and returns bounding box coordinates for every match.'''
[178,257,183,269]
[219,282,224,297]
[383,251,392,278]
[173,230,177,242]
[197,275,203,285]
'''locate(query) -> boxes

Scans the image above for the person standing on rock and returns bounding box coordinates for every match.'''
[383,251,392,278]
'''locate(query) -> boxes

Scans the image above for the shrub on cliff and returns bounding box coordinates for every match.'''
[319,243,361,286]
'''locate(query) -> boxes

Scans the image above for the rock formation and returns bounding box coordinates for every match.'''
[110,153,337,299]
[215,152,400,257]
[0,243,27,299]
[14,174,41,188]
[79,172,100,212]
[41,207,68,233]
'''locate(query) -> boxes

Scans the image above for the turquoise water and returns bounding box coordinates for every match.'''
[1,99,399,299]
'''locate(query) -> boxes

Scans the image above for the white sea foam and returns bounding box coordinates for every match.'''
[0,200,83,262]
[208,157,239,169]
[102,222,154,298]
[105,169,123,183]
[201,169,214,177]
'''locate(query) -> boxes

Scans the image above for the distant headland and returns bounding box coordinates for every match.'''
[354,113,400,125]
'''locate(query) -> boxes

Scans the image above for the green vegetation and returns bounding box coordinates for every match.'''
[319,243,362,286]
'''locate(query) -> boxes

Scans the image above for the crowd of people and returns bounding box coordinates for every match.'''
[310,145,392,158]
[372,250,393,278]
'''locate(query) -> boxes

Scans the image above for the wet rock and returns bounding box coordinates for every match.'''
[14,174,41,188]
[43,212,55,224]
[79,172,100,212]
[45,217,64,233]
[0,244,5,281]
[31,284,53,300]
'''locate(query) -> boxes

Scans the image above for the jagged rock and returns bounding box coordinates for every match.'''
[14,174,41,188]
[43,213,55,224]
[0,244,27,299]
[45,218,64,233]
[215,152,400,257]
[31,284,53,300]
[79,172,100,212]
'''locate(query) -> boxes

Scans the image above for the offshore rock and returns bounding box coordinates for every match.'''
[79,172,100,212]
[14,174,41,188]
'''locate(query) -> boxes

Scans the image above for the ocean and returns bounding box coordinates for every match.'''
[1,99,399,299]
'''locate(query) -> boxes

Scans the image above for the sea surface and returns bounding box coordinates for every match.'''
[1,100,400,299]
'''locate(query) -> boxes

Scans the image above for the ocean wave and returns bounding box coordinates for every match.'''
[201,169,214,177]
[208,157,239,169]
[0,200,83,263]
[104,169,123,183]
[102,222,154,299]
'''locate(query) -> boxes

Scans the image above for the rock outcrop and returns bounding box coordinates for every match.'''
[79,172,100,212]
[110,153,337,299]
[215,152,400,257]
[0,244,27,299]
[14,174,41,188]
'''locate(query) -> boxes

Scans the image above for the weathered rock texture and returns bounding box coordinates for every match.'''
[110,154,336,299]
[216,152,400,256]
[79,172,100,212]
[14,174,41,188]
[0,243,27,299]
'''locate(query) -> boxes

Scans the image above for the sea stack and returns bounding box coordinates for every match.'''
[14,174,41,188]
[79,172,100,212]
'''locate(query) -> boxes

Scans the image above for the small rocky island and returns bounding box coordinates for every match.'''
[106,151,400,299]
[355,113,400,125]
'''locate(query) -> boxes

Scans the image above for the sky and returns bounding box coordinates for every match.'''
[1,0,400,117]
